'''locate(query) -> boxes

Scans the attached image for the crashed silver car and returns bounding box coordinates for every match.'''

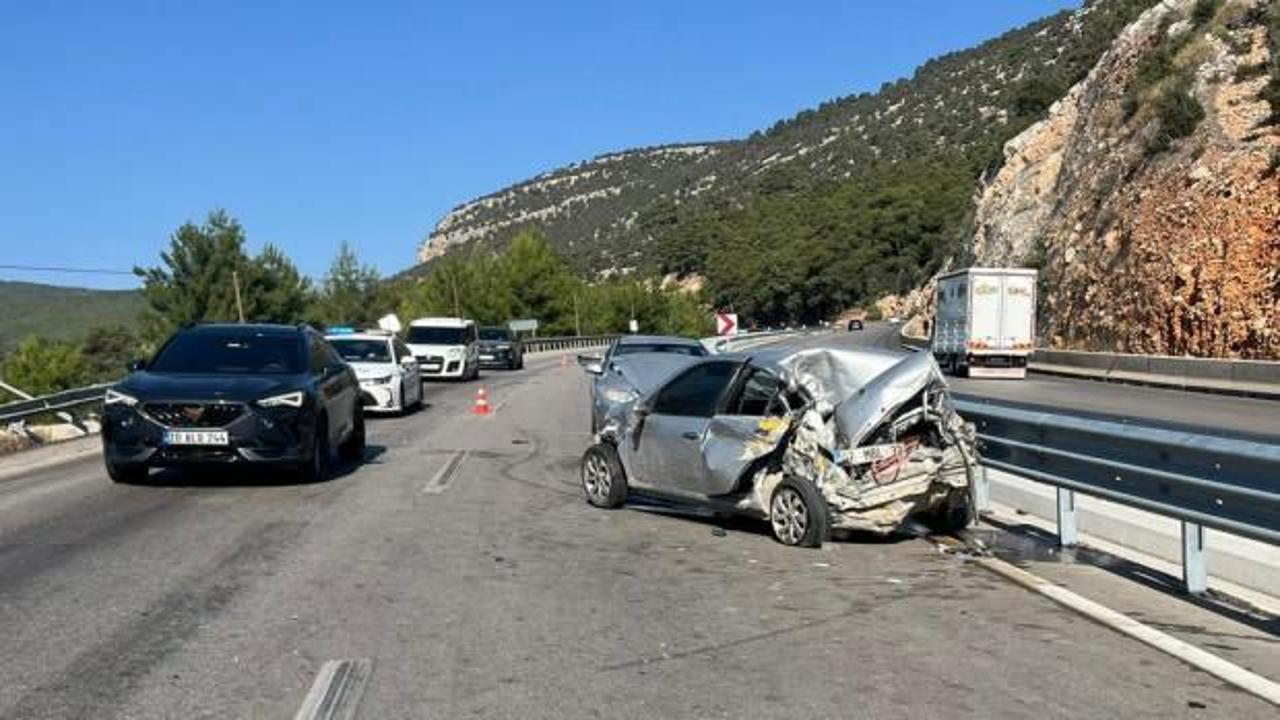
[579,347,978,547]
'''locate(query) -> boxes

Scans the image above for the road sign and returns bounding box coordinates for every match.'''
[628,319,639,333]
[509,319,539,333]
[716,312,738,337]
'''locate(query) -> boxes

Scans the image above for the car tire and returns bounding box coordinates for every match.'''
[581,443,627,509]
[106,459,147,484]
[298,418,330,483]
[924,488,973,535]
[339,405,366,463]
[769,477,829,548]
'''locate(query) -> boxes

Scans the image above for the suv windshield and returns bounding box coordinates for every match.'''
[613,343,707,358]
[329,338,391,363]
[479,327,511,341]
[408,326,466,345]
[149,332,304,374]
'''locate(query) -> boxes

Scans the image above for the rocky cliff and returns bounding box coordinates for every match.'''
[968,0,1279,358]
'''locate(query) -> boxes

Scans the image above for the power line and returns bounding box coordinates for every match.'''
[0,263,136,276]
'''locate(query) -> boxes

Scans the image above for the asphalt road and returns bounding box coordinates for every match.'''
[0,349,1274,718]
[795,324,1280,442]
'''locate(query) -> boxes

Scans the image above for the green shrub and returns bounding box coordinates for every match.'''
[1146,75,1205,154]
[1192,0,1222,27]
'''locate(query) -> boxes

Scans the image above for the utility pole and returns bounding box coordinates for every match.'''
[450,272,461,317]
[573,292,581,337]
[232,270,245,323]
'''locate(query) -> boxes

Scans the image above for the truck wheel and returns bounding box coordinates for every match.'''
[581,443,627,508]
[769,477,829,548]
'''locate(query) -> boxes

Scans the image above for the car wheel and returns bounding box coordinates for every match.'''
[769,477,829,548]
[340,404,366,463]
[106,459,147,484]
[299,418,330,483]
[924,488,973,535]
[581,443,627,508]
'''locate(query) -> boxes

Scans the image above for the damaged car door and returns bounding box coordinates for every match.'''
[699,366,792,496]
[626,359,742,492]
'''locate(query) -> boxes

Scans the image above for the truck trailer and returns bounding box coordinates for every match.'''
[931,267,1036,379]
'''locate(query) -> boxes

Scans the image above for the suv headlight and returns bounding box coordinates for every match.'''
[361,375,393,385]
[257,391,304,408]
[447,347,463,360]
[104,389,138,407]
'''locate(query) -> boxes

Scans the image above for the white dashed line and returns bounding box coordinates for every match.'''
[294,657,374,720]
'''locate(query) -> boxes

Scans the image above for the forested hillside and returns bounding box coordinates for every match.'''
[0,281,144,355]
[414,0,1158,323]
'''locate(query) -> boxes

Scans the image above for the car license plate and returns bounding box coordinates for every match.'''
[163,429,229,446]
[480,354,494,361]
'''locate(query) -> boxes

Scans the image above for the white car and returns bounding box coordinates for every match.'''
[406,317,480,380]
[325,330,424,413]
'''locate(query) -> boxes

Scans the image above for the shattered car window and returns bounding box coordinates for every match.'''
[729,369,781,416]
[652,361,739,417]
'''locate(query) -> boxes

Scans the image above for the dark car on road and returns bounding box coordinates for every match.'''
[847,318,864,331]
[101,323,365,484]
[477,326,524,370]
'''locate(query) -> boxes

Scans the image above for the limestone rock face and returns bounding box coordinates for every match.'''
[968,0,1279,358]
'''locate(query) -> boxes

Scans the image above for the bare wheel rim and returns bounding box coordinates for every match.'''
[771,487,808,544]
[583,452,611,501]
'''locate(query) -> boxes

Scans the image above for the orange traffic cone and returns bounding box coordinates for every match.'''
[472,387,492,415]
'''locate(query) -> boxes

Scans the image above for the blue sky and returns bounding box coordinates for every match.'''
[0,1,1079,289]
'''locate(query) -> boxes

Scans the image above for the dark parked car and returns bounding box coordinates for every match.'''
[477,326,524,370]
[101,323,365,483]
[577,335,709,433]
[847,318,864,331]
[580,347,977,547]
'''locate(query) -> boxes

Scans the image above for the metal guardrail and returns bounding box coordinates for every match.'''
[523,335,620,353]
[955,398,1280,593]
[0,383,112,425]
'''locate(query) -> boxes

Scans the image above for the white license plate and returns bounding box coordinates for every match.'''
[164,429,229,446]
[480,355,495,361]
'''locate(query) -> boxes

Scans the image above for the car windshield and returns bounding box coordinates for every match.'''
[149,332,304,374]
[613,342,707,358]
[329,338,391,363]
[408,326,466,344]
[479,327,511,341]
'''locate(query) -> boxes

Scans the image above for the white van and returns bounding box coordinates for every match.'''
[406,317,480,380]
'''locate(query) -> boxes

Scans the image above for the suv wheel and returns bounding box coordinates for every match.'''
[106,459,148,484]
[299,418,330,483]
[340,405,366,463]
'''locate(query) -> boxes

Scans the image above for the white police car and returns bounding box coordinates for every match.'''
[325,329,424,413]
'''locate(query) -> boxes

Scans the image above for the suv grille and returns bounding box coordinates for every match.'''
[416,355,443,363]
[144,402,245,428]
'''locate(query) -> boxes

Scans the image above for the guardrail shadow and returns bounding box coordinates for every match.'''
[977,515,1279,638]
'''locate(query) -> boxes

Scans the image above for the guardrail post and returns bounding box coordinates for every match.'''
[1056,488,1078,547]
[974,465,991,514]
[1181,521,1207,594]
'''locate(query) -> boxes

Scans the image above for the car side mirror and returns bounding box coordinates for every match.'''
[400,356,417,367]
[634,398,653,417]
[577,354,604,375]
[127,358,147,372]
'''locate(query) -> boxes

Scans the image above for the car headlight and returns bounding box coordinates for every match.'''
[601,387,637,404]
[257,391,304,408]
[447,348,463,360]
[104,389,138,407]
[361,375,393,385]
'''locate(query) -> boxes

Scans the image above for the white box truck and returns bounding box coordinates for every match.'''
[932,267,1037,379]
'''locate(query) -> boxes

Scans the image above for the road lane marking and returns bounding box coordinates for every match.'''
[294,657,374,720]
[967,546,1280,707]
[421,450,468,495]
